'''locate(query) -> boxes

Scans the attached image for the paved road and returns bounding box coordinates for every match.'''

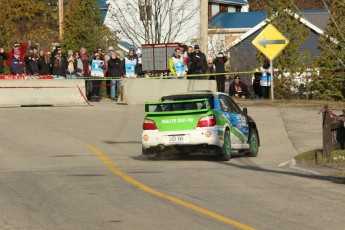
[0,102,344,230]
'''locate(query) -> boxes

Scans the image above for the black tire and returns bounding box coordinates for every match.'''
[246,129,259,157]
[216,130,231,161]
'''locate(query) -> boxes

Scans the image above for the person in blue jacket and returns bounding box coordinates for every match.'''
[90,50,106,102]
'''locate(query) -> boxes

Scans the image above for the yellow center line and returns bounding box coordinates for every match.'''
[87,145,256,230]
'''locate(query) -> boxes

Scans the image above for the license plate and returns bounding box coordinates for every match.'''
[169,135,184,143]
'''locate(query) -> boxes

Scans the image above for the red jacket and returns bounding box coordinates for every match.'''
[6,43,28,67]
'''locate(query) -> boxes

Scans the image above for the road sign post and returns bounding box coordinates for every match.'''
[252,24,289,101]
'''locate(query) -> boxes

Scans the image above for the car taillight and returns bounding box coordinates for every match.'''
[143,118,158,130]
[197,115,216,127]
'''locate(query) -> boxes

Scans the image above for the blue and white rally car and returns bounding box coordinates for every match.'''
[142,91,260,160]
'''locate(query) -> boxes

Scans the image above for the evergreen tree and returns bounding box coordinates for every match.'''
[310,0,345,101]
[0,0,58,49]
[62,0,117,52]
[315,0,345,73]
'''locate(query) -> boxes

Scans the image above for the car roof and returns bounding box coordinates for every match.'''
[161,91,227,98]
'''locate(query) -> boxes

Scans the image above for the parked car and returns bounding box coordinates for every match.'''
[142,91,260,160]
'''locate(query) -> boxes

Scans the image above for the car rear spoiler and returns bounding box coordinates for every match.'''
[144,98,211,115]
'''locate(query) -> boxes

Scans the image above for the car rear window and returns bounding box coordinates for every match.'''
[161,94,214,109]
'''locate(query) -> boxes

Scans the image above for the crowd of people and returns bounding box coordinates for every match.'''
[0,42,272,101]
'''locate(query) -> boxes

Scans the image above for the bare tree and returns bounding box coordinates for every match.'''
[106,0,199,47]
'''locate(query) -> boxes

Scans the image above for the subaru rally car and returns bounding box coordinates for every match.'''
[142,91,259,160]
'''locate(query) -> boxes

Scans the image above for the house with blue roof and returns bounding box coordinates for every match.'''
[98,0,109,24]
[208,10,330,70]
[105,0,250,53]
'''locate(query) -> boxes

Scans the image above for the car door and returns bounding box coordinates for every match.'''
[218,95,249,144]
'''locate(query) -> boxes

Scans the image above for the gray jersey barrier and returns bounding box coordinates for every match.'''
[117,78,217,105]
[0,79,88,107]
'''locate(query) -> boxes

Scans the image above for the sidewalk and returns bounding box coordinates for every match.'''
[275,107,345,179]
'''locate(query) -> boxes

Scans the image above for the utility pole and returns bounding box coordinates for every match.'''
[58,0,63,40]
[200,0,208,53]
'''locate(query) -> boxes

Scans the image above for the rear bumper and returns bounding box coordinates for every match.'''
[142,126,224,150]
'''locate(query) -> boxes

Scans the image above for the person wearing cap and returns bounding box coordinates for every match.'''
[169,47,186,78]
[213,52,228,92]
[188,44,207,79]
[179,44,188,69]
[6,42,28,67]
[229,75,249,99]
[66,50,75,78]
[121,48,138,78]
[10,50,24,75]
[0,48,9,75]
[24,46,39,74]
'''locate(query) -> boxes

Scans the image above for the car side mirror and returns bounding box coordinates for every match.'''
[242,107,248,115]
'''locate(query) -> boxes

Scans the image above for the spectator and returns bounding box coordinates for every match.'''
[136,49,144,77]
[97,47,107,98]
[186,46,193,72]
[179,44,188,68]
[89,50,106,102]
[213,52,228,92]
[106,50,122,100]
[50,46,67,77]
[169,47,186,78]
[336,109,345,149]
[260,57,272,99]
[80,47,91,99]
[105,46,114,97]
[10,50,24,75]
[206,58,215,80]
[37,50,51,75]
[66,50,75,78]
[229,75,249,99]
[24,46,39,75]
[6,42,28,68]
[73,51,84,77]
[121,48,138,78]
[253,72,263,99]
[0,48,9,75]
[80,47,90,77]
[188,44,207,79]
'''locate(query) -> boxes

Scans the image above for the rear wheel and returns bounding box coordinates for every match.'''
[246,129,259,157]
[217,130,231,161]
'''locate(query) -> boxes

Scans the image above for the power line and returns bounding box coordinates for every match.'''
[320,0,345,44]
[288,0,345,68]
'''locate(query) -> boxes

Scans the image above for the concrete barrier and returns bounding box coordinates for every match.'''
[0,79,88,107]
[118,78,217,105]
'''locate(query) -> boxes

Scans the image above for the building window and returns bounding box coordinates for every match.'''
[211,3,219,17]
[227,6,236,13]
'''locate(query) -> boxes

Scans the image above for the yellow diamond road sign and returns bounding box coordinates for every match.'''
[252,24,289,61]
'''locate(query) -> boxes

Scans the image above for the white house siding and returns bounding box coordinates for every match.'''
[105,0,200,47]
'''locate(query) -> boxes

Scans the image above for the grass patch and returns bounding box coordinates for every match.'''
[235,99,345,109]
[295,149,345,164]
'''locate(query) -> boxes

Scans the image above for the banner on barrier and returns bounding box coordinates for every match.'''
[0,75,55,80]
